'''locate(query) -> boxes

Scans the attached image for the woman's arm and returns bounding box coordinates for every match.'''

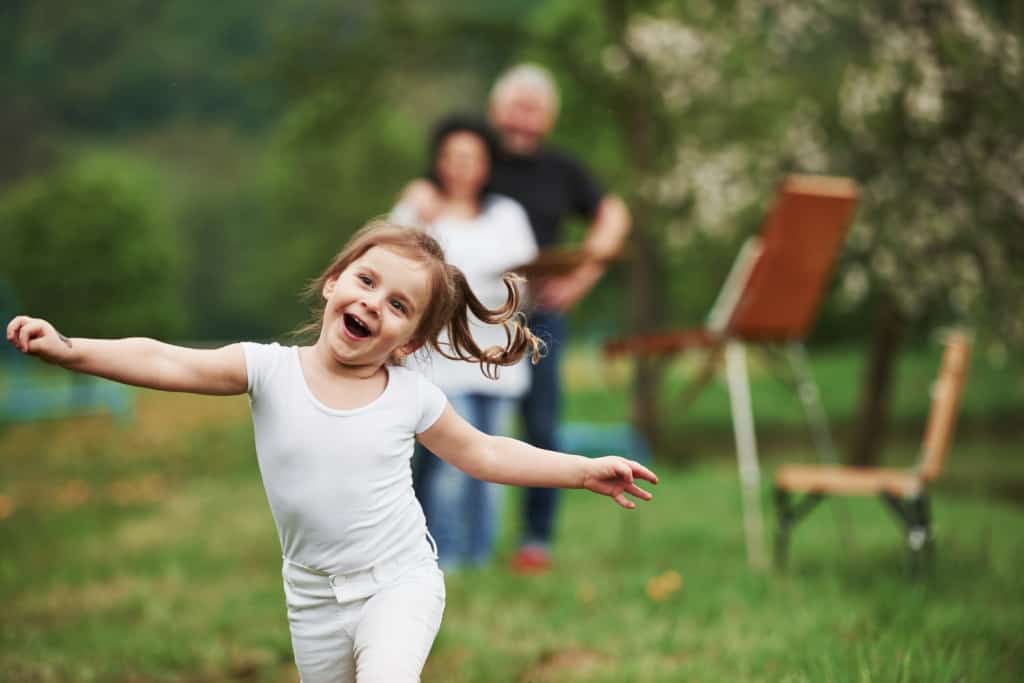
[417,403,657,509]
[6,315,248,395]
[397,179,444,224]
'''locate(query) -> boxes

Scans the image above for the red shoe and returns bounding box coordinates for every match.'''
[510,546,551,575]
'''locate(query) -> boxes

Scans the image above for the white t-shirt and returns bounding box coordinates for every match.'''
[242,342,447,574]
[392,194,539,398]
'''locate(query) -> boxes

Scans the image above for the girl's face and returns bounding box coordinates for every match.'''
[320,246,431,368]
[435,131,490,199]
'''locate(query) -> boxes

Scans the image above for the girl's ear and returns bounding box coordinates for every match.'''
[396,339,424,360]
[322,276,338,300]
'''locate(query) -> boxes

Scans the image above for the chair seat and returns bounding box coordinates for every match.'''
[775,464,923,498]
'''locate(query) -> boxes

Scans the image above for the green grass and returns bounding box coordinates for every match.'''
[563,340,1024,458]
[1,343,1022,681]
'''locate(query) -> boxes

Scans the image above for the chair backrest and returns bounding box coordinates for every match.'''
[706,237,763,335]
[917,332,972,481]
[725,175,859,342]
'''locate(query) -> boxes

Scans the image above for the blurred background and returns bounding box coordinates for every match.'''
[1,1,1022,681]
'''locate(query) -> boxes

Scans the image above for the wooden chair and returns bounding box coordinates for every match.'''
[773,332,972,577]
[604,175,860,568]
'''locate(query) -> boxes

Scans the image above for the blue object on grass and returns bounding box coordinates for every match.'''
[0,280,134,425]
[557,421,651,463]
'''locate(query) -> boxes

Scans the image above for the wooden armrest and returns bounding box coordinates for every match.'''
[603,328,719,358]
[513,246,625,279]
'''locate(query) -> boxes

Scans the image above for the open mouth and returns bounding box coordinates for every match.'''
[343,313,371,339]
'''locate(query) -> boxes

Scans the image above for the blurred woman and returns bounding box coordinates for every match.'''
[393,114,538,570]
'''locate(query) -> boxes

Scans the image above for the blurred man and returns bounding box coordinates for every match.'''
[402,64,631,573]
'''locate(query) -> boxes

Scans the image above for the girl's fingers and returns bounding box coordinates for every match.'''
[612,492,635,509]
[6,316,26,342]
[613,460,634,484]
[19,320,44,352]
[18,322,33,351]
[631,462,658,485]
[625,483,652,501]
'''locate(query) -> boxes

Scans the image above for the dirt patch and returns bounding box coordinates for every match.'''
[0,391,249,461]
[520,648,609,683]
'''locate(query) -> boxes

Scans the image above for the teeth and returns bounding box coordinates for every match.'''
[344,313,370,337]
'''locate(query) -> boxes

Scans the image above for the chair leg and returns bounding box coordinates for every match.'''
[908,494,933,579]
[774,488,792,570]
[773,489,824,571]
[881,492,933,580]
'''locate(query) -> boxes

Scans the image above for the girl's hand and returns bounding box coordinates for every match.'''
[6,316,77,365]
[582,456,658,509]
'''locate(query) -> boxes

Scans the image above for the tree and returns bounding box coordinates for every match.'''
[820,0,1024,463]
[530,0,1024,461]
[0,156,185,338]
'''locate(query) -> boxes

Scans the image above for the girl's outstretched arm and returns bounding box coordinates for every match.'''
[417,404,657,509]
[6,315,247,395]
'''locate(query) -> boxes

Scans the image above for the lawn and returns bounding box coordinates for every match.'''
[1,343,1022,682]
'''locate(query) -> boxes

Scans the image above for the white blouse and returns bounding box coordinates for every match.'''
[392,194,538,398]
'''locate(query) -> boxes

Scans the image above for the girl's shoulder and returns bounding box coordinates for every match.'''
[242,341,292,362]
[242,342,295,394]
[387,364,447,429]
[390,364,447,432]
[386,363,436,392]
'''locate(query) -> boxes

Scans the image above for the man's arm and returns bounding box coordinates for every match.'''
[535,194,632,313]
[582,194,631,263]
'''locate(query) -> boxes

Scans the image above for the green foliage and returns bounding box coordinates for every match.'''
[2,0,1020,350]
[0,0,294,133]
[0,155,185,338]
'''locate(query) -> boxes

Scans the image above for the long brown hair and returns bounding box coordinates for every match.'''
[296,218,543,378]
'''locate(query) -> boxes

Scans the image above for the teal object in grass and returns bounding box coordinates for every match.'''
[0,279,133,425]
[558,421,651,463]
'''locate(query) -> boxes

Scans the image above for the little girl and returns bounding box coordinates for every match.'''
[6,219,657,683]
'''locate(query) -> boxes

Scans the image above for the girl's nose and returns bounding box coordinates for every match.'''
[361,296,381,317]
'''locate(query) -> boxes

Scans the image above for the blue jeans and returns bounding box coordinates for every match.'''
[519,311,566,549]
[415,393,513,570]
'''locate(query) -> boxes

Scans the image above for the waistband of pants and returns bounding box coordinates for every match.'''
[282,531,439,586]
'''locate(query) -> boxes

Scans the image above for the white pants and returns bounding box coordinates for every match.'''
[282,546,446,683]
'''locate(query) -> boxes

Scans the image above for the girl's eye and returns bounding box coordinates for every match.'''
[390,300,406,314]
[358,274,372,286]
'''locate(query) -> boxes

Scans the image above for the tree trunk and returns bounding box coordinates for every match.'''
[603,0,663,448]
[848,295,904,466]
[629,212,660,447]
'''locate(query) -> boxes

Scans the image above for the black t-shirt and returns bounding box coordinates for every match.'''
[490,146,604,249]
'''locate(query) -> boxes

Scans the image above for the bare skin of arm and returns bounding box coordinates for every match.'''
[418,403,657,510]
[535,194,631,313]
[6,315,248,395]
[397,179,445,224]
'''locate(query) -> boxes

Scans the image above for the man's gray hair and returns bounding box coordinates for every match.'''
[490,63,560,113]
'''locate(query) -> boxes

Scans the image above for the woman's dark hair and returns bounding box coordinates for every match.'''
[425,113,500,202]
